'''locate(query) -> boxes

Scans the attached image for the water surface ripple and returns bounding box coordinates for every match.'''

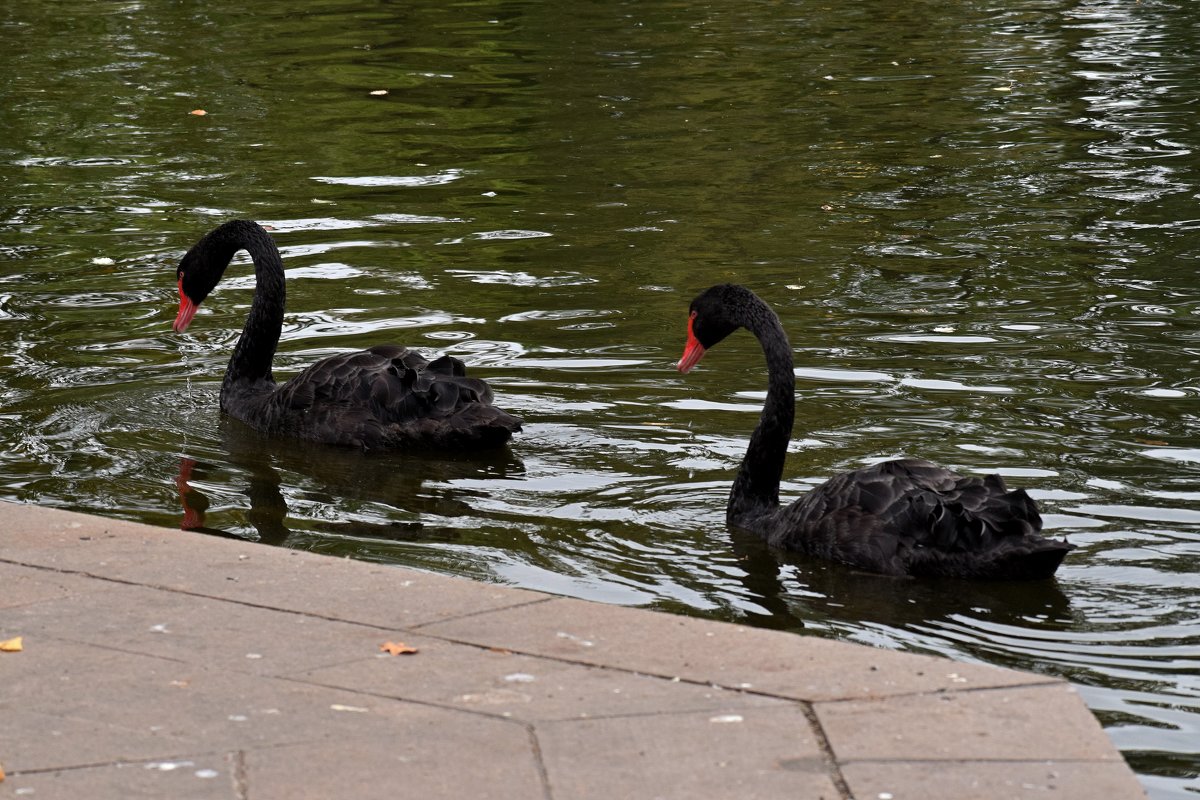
[2,1,1199,794]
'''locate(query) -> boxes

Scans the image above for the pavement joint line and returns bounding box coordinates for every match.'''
[233,749,249,800]
[805,676,1068,704]
[0,555,554,633]
[5,741,302,788]
[268,673,553,727]
[525,723,556,800]
[406,594,558,629]
[5,748,232,777]
[283,670,799,727]
[383,623,1072,709]
[797,702,854,800]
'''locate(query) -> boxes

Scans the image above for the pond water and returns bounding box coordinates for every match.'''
[3,0,1200,794]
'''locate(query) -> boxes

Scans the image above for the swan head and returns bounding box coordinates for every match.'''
[173,246,217,333]
[676,284,753,373]
[172,220,266,333]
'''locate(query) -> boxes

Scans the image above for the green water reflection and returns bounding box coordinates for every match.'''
[2,1,1199,795]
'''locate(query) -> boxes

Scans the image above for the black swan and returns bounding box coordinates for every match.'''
[172,220,521,450]
[676,284,1073,580]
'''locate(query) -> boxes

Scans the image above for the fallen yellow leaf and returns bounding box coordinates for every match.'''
[380,641,418,656]
[0,636,22,652]
[1,762,6,781]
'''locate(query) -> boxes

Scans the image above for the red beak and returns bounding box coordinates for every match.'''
[173,278,199,333]
[676,311,706,373]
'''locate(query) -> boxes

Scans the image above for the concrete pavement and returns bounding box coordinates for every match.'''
[0,502,1145,799]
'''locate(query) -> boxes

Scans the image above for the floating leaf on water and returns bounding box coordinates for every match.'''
[189,109,207,115]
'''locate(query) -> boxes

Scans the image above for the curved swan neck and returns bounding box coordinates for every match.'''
[728,296,795,522]
[220,222,284,391]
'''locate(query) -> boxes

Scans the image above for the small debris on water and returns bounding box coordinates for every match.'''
[189,109,207,116]
[91,257,115,266]
[369,89,388,96]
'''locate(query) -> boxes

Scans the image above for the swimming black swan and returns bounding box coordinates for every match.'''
[676,284,1072,580]
[172,220,521,450]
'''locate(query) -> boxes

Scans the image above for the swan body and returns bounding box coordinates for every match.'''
[173,220,521,450]
[677,284,1072,580]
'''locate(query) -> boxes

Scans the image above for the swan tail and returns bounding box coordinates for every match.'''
[907,536,1075,581]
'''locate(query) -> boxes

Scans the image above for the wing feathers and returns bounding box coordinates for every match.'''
[247,347,520,449]
[770,459,1071,579]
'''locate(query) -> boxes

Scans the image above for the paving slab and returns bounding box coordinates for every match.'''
[814,684,1122,762]
[0,560,116,609]
[0,501,1146,799]
[299,635,787,723]
[2,574,407,678]
[839,760,1149,800]
[535,706,839,800]
[0,503,545,628]
[420,595,1056,702]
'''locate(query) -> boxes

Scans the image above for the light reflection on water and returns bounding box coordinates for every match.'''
[1,0,1200,795]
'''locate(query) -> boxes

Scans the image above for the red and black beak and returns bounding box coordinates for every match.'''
[173,277,199,333]
[676,311,706,373]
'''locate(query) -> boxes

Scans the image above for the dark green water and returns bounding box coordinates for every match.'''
[3,0,1200,794]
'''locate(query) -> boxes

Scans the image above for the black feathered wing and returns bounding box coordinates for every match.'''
[228,345,521,450]
[768,459,1071,580]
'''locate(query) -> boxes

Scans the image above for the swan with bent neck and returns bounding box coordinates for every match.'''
[172,220,521,450]
[677,283,1072,580]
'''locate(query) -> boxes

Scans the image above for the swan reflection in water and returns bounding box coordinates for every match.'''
[175,417,525,547]
[728,527,1074,638]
